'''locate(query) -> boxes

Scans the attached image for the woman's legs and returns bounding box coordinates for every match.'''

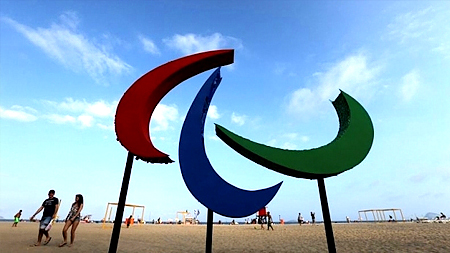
[69,220,80,245]
[60,220,72,246]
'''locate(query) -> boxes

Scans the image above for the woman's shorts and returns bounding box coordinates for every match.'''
[66,216,81,222]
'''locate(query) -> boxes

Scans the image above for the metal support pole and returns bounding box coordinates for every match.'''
[317,178,336,253]
[109,152,135,253]
[206,209,213,253]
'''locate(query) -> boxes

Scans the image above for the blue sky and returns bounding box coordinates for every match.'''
[1,1,449,223]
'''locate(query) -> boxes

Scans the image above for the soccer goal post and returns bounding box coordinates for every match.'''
[102,202,145,228]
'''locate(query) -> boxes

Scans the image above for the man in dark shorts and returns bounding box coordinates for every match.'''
[30,189,59,246]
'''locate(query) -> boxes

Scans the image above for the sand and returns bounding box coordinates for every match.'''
[1,221,449,252]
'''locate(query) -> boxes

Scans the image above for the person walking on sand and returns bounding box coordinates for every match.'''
[311,212,316,224]
[30,189,59,246]
[267,212,274,230]
[258,215,265,229]
[298,213,304,225]
[59,194,84,247]
[12,210,22,227]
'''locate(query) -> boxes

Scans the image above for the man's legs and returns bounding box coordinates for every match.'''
[35,229,44,246]
[35,217,51,246]
[43,230,50,242]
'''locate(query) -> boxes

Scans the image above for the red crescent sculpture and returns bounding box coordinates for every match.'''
[115,50,234,163]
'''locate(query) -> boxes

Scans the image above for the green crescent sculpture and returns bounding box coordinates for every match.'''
[215,90,374,179]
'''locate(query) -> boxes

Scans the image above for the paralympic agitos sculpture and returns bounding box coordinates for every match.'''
[115,50,234,163]
[111,50,240,253]
[112,49,374,253]
[179,67,282,218]
[216,89,374,253]
[215,90,374,179]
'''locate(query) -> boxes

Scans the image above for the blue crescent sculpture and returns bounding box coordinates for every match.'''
[178,68,282,218]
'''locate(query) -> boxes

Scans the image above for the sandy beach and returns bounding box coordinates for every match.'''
[0,221,449,252]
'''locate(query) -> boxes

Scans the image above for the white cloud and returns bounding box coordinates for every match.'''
[387,6,450,59]
[207,105,220,119]
[432,42,450,59]
[46,98,116,116]
[281,142,297,150]
[263,133,308,150]
[287,53,381,117]
[86,101,116,117]
[287,88,317,116]
[399,69,420,102]
[77,114,94,127]
[139,35,160,55]
[2,97,193,133]
[2,13,132,84]
[231,112,246,126]
[163,33,243,55]
[51,98,85,112]
[46,114,76,124]
[151,104,179,132]
[0,106,38,122]
[315,54,379,101]
[42,98,116,129]
[387,7,434,44]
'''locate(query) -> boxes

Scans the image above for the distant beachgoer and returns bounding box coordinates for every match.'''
[12,210,22,227]
[59,194,84,247]
[440,212,446,219]
[258,216,265,229]
[30,189,59,246]
[126,215,133,228]
[194,209,200,222]
[267,212,274,230]
[298,213,303,225]
[311,212,316,224]
[346,216,350,223]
